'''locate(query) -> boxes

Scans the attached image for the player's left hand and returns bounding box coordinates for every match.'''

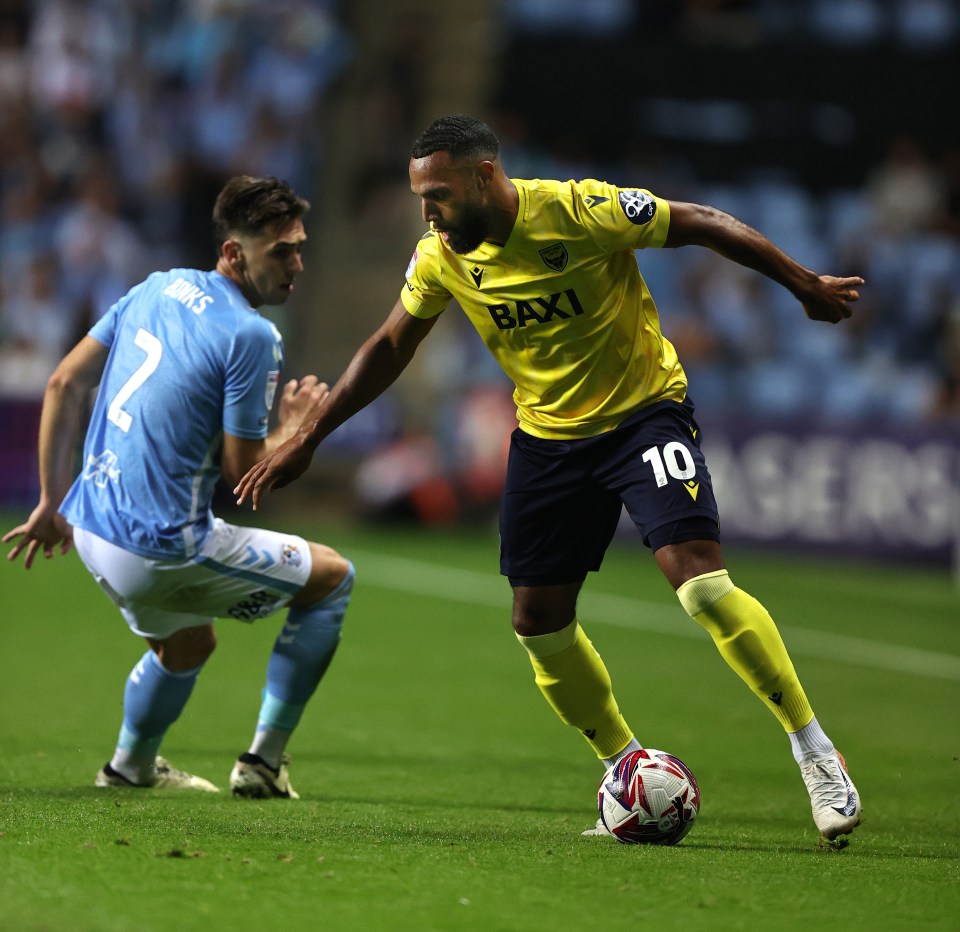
[800,275,864,324]
[3,503,73,569]
[277,375,329,428]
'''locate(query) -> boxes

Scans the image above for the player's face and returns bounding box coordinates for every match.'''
[234,218,307,307]
[409,152,493,254]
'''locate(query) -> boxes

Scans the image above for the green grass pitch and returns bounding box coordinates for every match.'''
[2,513,959,931]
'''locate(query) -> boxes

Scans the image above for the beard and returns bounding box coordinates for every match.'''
[442,201,491,254]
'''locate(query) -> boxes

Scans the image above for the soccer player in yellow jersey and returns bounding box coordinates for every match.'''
[237,115,864,844]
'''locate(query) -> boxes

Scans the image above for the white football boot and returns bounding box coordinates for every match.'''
[799,750,862,841]
[229,752,300,799]
[581,819,613,837]
[95,756,220,792]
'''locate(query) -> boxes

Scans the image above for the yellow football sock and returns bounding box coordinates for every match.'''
[517,620,634,760]
[677,570,814,732]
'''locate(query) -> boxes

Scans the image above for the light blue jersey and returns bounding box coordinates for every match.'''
[60,269,283,559]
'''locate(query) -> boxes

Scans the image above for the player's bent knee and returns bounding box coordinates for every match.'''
[150,623,217,671]
[676,570,735,619]
[292,543,354,606]
[511,583,580,637]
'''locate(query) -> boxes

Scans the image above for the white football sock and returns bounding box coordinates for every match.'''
[248,727,291,770]
[788,716,835,764]
[110,748,156,785]
[602,737,642,769]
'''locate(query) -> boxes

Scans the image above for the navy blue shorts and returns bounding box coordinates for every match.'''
[499,398,720,586]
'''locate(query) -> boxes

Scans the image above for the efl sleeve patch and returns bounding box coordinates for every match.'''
[264,370,279,412]
[404,248,419,279]
[400,233,450,319]
[223,321,278,438]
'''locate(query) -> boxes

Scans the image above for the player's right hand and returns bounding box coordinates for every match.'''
[3,504,73,569]
[234,433,314,511]
[799,274,864,324]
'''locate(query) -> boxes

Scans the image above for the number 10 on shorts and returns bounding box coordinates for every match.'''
[642,442,696,488]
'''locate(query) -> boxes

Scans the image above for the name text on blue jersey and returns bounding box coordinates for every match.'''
[163,277,215,315]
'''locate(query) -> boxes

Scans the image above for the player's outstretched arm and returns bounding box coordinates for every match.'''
[3,336,108,568]
[235,300,438,510]
[664,200,863,323]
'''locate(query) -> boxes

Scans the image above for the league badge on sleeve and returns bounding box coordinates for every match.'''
[618,190,657,225]
[405,249,419,280]
[268,321,284,365]
[265,370,279,411]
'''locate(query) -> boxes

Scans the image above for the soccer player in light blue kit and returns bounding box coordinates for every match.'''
[5,176,352,798]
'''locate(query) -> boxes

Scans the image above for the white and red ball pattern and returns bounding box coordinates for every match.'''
[597,748,700,845]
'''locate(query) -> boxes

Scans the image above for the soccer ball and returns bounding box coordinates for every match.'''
[597,748,700,845]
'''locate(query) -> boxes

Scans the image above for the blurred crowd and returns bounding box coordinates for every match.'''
[0,0,349,397]
[502,0,960,49]
[2,0,959,434]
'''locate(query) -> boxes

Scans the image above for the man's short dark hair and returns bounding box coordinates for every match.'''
[212,176,310,246]
[410,114,500,162]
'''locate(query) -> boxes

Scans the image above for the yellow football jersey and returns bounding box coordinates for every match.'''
[400,177,687,439]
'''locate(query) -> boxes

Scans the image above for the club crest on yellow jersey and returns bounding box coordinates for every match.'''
[538,242,569,272]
